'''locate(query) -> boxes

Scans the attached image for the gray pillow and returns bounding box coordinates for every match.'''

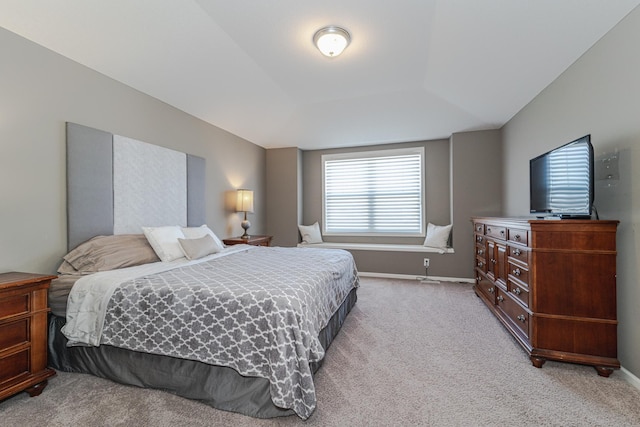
[63,234,160,272]
[178,234,221,260]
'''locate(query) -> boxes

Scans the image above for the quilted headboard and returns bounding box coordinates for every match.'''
[66,122,205,250]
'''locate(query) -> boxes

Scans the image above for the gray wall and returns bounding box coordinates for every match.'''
[501,7,640,378]
[300,135,502,278]
[0,27,266,274]
[266,147,301,247]
[451,130,503,278]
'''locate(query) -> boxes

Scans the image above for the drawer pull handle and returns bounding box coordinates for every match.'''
[497,295,504,302]
[514,234,521,241]
[513,268,521,276]
[500,230,505,235]
[513,248,521,256]
[517,314,526,322]
[488,287,494,294]
[477,262,484,268]
[477,249,484,255]
[487,227,491,233]
[477,236,483,242]
[512,287,522,295]
[477,226,482,232]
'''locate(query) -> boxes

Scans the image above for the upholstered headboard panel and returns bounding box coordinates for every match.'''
[66,122,206,251]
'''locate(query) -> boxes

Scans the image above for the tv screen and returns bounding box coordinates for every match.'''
[529,135,594,218]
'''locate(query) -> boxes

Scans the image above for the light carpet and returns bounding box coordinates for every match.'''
[1,277,639,426]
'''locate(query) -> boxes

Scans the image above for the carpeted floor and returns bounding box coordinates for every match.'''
[2,277,639,426]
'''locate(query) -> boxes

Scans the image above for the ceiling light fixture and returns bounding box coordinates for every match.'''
[313,26,351,57]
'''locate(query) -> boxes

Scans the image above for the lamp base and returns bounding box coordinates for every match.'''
[241,219,251,239]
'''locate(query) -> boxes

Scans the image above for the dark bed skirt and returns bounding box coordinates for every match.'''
[48,287,357,419]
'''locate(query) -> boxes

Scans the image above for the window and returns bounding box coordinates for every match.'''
[322,147,424,236]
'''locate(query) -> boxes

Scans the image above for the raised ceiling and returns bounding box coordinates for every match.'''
[1,1,639,150]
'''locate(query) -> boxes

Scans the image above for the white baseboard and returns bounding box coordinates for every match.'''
[358,271,474,283]
[620,366,640,390]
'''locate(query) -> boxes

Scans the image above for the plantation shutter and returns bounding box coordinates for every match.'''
[323,148,424,236]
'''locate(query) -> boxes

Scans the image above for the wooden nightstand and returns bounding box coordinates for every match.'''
[0,272,57,401]
[223,235,273,247]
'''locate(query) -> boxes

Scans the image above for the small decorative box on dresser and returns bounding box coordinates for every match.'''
[0,272,57,400]
[223,235,273,247]
[472,217,619,377]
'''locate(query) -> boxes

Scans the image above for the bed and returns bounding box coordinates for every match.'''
[49,123,359,419]
[48,232,358,419]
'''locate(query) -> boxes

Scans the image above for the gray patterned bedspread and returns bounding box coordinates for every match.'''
[86,246,357,419]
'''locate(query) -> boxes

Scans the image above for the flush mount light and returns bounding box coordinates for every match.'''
[313,26,351,57]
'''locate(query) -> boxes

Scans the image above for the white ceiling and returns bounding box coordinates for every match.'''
[1,1,639,150]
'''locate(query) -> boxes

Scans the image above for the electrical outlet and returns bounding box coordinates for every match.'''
[423,258,430,268]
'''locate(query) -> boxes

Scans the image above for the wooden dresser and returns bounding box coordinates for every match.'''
[0,272,57,400]
[472,217,619,376]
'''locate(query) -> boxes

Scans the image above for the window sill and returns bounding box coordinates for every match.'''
[297,242,454,254]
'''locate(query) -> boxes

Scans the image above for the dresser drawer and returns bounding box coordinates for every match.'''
[475,274,496,303]
[475,257,487,273]
[0,318,30,350]
[485,225,506,240]
[0,294,29,321]
[475,243,487,272]
[508,279,530,308]
[508,228,528,246]
[0,349,30,385]
[508,245,529,265]
[508,261,529,286]
[496,289,529,339]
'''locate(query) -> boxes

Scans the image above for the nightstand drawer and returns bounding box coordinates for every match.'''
[0,318,30,350]
[0,349,30,385]
[0,294,29,321]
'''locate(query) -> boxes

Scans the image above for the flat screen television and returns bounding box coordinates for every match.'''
[529,135,594,219]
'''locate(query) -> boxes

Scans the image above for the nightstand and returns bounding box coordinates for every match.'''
[223,235,273,247]
[0,272,57,401]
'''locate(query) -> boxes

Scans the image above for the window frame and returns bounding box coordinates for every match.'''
[321,147,425,237]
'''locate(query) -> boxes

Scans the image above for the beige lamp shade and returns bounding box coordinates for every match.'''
[236,189,254,213]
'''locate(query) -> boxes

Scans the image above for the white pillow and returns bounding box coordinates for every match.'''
[182,225,225,251]
[178,235,220,260]
[423,222,452,249]
[298,222,323,244]
[142,226,186,262]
